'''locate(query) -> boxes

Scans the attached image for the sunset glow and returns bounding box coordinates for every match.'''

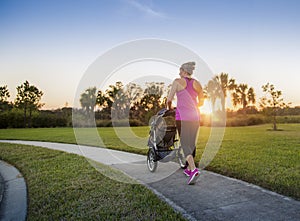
[200,100,213,115]
[1,0,299,108]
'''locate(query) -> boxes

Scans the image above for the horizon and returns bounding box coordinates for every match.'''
[2,68,300,111]
[4,77,299,113]
[1,0,300,109]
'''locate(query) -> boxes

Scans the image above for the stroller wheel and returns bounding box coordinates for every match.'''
[147,148,157,172]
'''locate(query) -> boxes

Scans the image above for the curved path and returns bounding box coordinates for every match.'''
[0,159,27,221]
[0,140,299,221]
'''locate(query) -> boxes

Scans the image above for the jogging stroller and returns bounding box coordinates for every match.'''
[147,108,186,172]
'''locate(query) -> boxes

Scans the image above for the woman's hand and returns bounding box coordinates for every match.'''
[198,98,204,107]
[167,101,173,110]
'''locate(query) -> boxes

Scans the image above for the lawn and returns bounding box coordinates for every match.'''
[0,124,299,200]
[0,143,185,220]
[203,124,300,200]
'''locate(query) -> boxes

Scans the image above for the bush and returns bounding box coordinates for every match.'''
[0,112,9,128]
[276,115,300,124]
[7,108,24,128]
[129,119,146,126]
[0,109,71,128]
[96,119,112,127]
[96,119,146,127]
[247,115,265,125]
[226,114,266,127]
[31,112,68,128]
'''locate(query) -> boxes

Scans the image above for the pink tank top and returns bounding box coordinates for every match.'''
[175,78,200,121]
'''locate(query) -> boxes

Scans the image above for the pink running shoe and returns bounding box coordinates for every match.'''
[187,168,200,185]
[183,169,191,177]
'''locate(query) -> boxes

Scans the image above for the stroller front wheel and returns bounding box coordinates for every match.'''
[147,148,158,172]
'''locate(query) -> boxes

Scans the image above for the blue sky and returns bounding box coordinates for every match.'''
[1,0,300,108]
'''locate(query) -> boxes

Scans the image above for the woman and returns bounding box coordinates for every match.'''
[167,62,204,185]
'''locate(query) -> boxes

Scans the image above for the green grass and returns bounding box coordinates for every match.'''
[0,124,299,200]
[0,143,185,220]
[204,124,300,200]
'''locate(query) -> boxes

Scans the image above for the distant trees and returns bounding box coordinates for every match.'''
[204,78,220,112]
[0,76,297,128]
[0,81,73,128]
[79,87,97,125]
[0,85,10,102]
[95,81,129,120]
[74,81,168,126]
[231,84,256,112]
[214,73,236,112]
[260,83,291,130]
[204,73,257,114]
[0,85,12,111]
[109,82,130,120]
[204,73,236,112]
[80,87,97,113]
[15,81,44,127]
[140,82,165,121]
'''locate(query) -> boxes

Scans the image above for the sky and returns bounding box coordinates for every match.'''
[1,0,300,109]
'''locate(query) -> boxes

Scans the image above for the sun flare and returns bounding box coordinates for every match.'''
[200,100,212,115]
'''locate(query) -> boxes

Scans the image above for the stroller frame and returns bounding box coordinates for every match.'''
[147,108,186,172]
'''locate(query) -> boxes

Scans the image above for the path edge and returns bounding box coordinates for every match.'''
[0,160,27,221]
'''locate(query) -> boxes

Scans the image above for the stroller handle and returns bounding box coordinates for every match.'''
[157,108,176,116]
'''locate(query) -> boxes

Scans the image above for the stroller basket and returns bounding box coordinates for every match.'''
[156,126,176,150]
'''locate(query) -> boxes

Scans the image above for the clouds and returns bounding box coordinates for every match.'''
[124,0,168,19]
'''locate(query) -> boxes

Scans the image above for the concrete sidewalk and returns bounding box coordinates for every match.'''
[0,160,27,221]
[0,140,299,221]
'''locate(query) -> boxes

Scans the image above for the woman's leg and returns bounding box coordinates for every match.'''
[181,121,199,171]
[177,120,189,169]
[180,121,200,184]
[186,154,196,171]
[177,120,196,170]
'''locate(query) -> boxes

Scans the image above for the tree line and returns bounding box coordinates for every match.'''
[204,73,293,130]
[75,81,168,127]
[1,75,299,129]
[0,81,72,128]
[77,73,297,130]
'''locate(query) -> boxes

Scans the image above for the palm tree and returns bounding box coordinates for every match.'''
[247,87,256,108]
[214,73,236,112]
[204,79,220,112]
[106,81,123,109]
[231,84,256,112]
[80,87,97,124]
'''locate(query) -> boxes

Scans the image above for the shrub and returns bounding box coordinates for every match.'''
[276,115,300,124]
[96,119,112,127]
[226,114,266,127]
[7,108,24,128]
[96,119,146,127]
[31,112,68,128]
[0,112,9,128]
[247,115,265,125]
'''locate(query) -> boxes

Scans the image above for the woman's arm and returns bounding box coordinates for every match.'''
[167,79,179,109]
[194,80,204,107]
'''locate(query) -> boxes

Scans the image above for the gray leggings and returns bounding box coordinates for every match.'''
[176,120,199,157]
